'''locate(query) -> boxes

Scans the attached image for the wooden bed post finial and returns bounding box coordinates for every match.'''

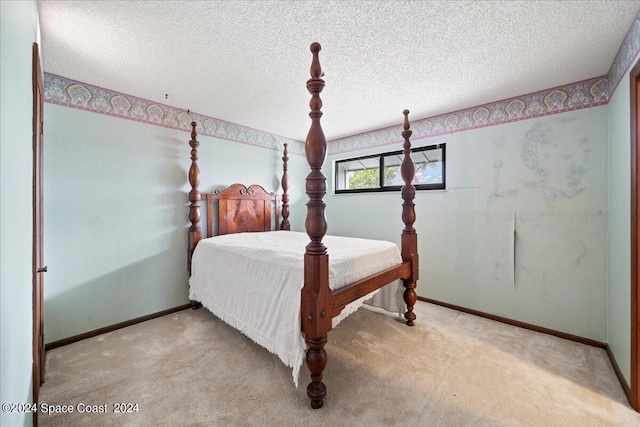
[401,109,416,232]
[280,143,290,230]
[188,121,203,279]
[400,110,418,326]
[305,42,327,254]
[302,42,331,410]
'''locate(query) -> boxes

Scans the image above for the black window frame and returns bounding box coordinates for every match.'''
[334,144,446,194]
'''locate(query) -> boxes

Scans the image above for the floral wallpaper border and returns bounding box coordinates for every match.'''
[608,11,640,96]
[327,76,609,155]
[43,9,640,157]
[43,72,609,157]
[43,73,306,155]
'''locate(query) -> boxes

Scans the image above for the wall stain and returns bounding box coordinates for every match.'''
[520,123,590,207]
[489,137,518,201]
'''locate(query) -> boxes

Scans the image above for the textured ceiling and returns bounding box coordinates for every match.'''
[39,0,640,141]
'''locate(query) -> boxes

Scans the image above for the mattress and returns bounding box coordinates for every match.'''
[189,230,404,386]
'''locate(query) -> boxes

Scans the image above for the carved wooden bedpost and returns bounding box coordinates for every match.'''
[400,110,419,326]
[301,42,331,409]
[188,122,203,309]
[280,143,291,230]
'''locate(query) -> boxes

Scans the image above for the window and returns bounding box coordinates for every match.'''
[335,144,445,193]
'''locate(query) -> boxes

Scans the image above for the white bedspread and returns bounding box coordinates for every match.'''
[189,231,404,386]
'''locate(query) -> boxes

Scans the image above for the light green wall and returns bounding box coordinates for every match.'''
[0,1,39,426]
[44,104,307,343]
[326,106,608,341]
[607,53,640,386]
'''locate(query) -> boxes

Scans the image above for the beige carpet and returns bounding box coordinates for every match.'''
[40,302,638,426]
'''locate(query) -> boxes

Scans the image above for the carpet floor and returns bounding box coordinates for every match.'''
[40,301,638,426]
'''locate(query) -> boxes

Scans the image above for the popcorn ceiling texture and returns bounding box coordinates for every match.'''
[39,1,640,152]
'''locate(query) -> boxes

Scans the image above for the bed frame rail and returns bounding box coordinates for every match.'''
[331,262,412,317]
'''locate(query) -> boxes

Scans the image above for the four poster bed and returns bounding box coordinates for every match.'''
[186,43,419,409]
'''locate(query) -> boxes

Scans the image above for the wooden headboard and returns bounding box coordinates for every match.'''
[202,183,281,236]
[187,122,290,272]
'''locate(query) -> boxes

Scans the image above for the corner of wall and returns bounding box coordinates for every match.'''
[605,8,640,394]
